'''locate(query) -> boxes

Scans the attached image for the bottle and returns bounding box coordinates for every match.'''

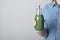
[35,5,44,31]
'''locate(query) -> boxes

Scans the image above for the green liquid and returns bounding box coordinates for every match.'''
[35,14,44,31]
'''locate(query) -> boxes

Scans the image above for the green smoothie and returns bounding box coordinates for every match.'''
[35,5,44,31]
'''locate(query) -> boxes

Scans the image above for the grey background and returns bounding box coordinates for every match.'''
[0,0,51,40]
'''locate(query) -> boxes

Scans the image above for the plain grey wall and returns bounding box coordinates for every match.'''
[0,0,51,40]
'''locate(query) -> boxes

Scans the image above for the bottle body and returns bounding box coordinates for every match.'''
[35,14,44,31]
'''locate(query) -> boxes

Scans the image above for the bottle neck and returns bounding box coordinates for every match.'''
[37,9,40,15]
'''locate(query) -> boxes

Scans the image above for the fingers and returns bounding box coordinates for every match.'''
[38,30,46,36]
[32,19,36,27]
[32,19,45,27]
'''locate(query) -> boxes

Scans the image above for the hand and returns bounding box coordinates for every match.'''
[32,19,46,36]
[32,19,36,27]
[38,30,46,36]
[32,19,45,27]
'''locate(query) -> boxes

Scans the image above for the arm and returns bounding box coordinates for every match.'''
[33,19,49,38]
